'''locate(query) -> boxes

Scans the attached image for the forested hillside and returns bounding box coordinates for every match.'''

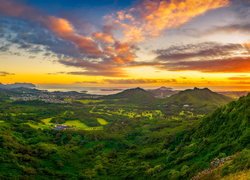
[162,93,250,179]
[0,91,249,179]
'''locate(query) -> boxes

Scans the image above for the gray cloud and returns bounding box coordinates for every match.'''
[154,42,246,61]
[158,57,250,73]
[0,71,15,76]
[103,79,177,84]
[0,17,83,59]
[0,17,135,77]
[231,0,250,19]
[204,24,250,35]
[228,76,250,81]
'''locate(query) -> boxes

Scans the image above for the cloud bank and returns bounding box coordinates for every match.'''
[0,0,230,76]
[152,42,250,73]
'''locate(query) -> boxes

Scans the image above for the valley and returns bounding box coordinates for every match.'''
[0,86,249,179]
[0,0,249,179]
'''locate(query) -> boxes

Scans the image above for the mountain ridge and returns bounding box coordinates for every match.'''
[162,87,233,114]
[0,83,36,89]
[104,87,156,105]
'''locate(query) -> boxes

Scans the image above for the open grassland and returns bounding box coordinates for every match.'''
[63,120,103,131]
[42,118,52,125]
[90,106,164,119]
[97,118,108,125]
[27,117,105,131]
[25,122,50,130]
[63,120,88,129]
[77,99,104,104]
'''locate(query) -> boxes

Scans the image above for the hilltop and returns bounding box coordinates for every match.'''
[163,87,233,114]
[147,86,178,98]
[104,87,156,105]
[0,83,36,89]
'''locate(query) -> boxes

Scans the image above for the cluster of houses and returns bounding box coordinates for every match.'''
[11,94,67,104]
[54,124,71,130]
[8,87,103,104]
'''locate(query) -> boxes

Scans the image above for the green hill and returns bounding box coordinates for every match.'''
[164,93,250,179]
[104,87,156,105]
[192,93,249,152]
[163,87,233,114]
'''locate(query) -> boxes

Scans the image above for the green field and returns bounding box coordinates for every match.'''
[77,99,104,104]
[63,120,103,130]
[64,120,88,129]
[42,118,52,125]
[97,118,108,125]
[26,122,49,130]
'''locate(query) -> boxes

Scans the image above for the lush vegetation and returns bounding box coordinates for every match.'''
[162,87,233,115]
[0,88,248,179]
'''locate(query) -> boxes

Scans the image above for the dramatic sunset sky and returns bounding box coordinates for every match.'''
[0,0,249,90]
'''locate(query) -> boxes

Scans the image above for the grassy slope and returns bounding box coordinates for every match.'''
[162,94,249,179]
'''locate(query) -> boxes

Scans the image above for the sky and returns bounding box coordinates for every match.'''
[0,0,249,91]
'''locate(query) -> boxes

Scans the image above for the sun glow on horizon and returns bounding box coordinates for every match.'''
[0,0,249,91]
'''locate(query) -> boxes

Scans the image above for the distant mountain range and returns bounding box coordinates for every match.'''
[147,86,178,98]
[103,87,234,113]
[146,86,248,99]
[218,91,249,99]
[0,83,36,89]
[0,85,246,113]
[162,87,233,114]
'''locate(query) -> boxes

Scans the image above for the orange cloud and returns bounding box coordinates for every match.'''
[0,0,231,77]
[92,32,115,44]
[108,0,229,43]
[165,57,250,73]
[103,78,177,84]
[45,17,102,56]
[242,43,250,52]
[228,76,250,81]
[142,0,229,36]
[112,42,136,63]
[0,0,102,56]
[0,0,137,65]
[46,17,74,34]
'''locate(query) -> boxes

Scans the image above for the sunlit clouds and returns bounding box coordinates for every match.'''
[107,0,229,42]
[0,0,249,90]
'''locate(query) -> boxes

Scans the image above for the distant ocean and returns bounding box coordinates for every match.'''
[36,85,248,95]
[37,86,128,95]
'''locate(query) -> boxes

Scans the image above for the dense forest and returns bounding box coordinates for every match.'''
[0,88,249,179]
